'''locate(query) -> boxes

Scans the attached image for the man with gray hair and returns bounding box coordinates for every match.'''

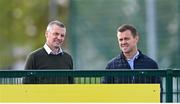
[24,20,73,84]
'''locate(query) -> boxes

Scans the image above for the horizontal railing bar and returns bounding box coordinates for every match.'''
[0,69,179,77]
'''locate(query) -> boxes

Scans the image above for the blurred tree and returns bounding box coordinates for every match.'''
[156,0,179,68]
[1,0,180,69]
[69,0,147,69]
[0,0,49,69]
[0,0,69,69]
[69,0,180,69]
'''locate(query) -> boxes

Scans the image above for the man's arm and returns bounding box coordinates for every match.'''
[24,53,36,69]
[23,53,36,84]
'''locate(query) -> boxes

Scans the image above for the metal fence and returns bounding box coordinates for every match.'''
[0,69,180,102]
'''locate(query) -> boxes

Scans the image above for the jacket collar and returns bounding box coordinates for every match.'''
[120,50,143,60]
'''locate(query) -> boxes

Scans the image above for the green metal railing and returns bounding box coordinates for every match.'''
[0,69,180,102]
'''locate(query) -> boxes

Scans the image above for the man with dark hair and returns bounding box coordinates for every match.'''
[24,20,73,84]
[104,24,159,83]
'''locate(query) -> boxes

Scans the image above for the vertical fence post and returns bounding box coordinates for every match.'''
[166,69,173,102]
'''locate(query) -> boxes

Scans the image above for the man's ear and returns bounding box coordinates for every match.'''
[135,35,139,42]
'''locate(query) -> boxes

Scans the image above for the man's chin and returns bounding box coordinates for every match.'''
[122,49,128,52]
[122,50,130,54]
[54,45,61,48]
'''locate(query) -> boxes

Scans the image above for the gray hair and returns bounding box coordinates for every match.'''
[46,20,66,32]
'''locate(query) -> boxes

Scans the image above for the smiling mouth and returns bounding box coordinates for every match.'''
[55,40,62,44]
[121,45,128,48]
[122,47,128,50]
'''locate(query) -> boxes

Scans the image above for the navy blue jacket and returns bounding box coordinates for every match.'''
[104,51,160,83]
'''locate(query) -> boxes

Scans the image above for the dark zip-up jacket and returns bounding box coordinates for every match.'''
[104,51,160,83]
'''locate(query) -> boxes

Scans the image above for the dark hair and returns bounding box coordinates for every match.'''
[117,24,138,37]
[46,20,65,31]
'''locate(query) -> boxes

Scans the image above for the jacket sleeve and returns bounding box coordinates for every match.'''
[102,63,112,83]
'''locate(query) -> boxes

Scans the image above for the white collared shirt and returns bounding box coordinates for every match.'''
[127,51,139,70]
[43,44,63,55]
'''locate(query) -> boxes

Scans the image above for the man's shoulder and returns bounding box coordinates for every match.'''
[28,47,46,57]
[62,51,72,58]
[108,54,121,64]
[106,54,124,69]
[138,53,158,69]
[140,54,157,63]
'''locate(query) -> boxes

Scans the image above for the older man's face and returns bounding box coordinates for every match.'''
[45,24,66,50]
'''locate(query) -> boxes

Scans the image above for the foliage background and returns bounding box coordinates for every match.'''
[0,0,180,69]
